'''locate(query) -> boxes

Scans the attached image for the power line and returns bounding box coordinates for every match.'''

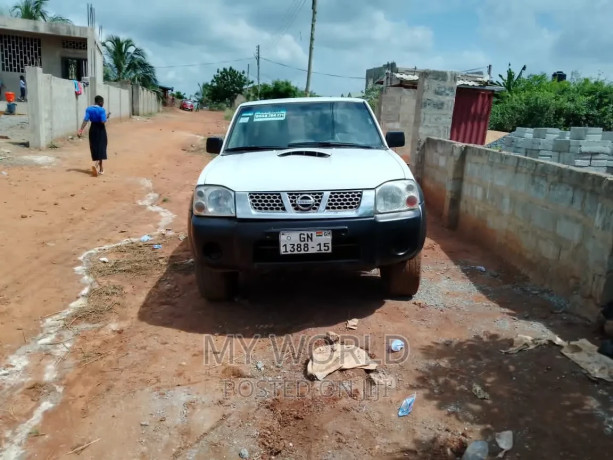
[268,0,307,42]
[261,57,365,80]
[154,58,252,69]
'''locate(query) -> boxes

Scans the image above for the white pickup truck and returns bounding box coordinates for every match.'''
[188,97,426,301]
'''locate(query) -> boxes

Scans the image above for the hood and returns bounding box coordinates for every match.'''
[198,148,409,192]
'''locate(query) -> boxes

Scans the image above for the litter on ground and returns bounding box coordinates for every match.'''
[472,383,490,400]
[140,235,152,242]
[495,430,514,458]
[560,339,613,382]
[306,344,376,380]
[501,334,566,354]
[389,339,404,352]
[346,318,359,330]
[398,393,416,417]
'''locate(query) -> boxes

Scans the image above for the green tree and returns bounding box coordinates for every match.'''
[489,72,613,131]
[173,91,186,100]
[360,85,383,111]
[10,0,71,23]
[103,36,158,90]
[245,79,302,101]
[206,67,252,106]
[495,63,527,94]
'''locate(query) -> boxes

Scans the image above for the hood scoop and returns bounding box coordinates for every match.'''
[278,150,330,158]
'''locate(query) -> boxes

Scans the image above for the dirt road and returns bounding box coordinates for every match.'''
[0,110,611,459]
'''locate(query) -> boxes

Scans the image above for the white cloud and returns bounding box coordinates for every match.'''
[29,0,613,97]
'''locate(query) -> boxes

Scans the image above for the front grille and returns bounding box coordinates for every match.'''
[288,192,324,212]
[249,193,286,212]
[326,191,363,211]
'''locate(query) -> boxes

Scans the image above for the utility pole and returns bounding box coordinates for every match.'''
[305,0,317,97]
[256,45,261,99]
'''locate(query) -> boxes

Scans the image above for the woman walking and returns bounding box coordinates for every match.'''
[78,95,111,177]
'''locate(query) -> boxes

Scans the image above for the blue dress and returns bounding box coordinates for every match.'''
[84,105,108,161]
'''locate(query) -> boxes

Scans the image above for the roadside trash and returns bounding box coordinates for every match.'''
[178,234,187,241]
[307,344,376,380]
[598,339,613,359]
[472,383,490,400]
[99,257,109,263]
[501,334,566,354]
[1,171,7,176]
[239,448,249,459]
[140,235,152,242]
[325,331,340,344]
[140,421,149,427]
[398,393,416,417]
[152,244,162,250]
[346,318,359,330]
[475,266,486,272]
[560,339,613,382]
[389,339,405,352]
[495,430,513,458]
[462,440,489,460]
[368,369,395,387]
[255,361,264,371]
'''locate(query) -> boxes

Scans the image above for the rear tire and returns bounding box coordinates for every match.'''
[380,253,422,297]
[194,261,236,301]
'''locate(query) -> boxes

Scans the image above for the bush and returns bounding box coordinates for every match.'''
[223,108,235,121]
[490,74,613,131]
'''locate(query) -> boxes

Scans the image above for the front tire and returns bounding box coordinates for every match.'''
[194,261,236,301]
[380,253,422,297]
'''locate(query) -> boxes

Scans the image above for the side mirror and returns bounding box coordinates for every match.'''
[386,131,405,148]
[206,137,223,154]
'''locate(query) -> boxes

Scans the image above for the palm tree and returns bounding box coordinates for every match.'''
[11,0,72,23]
[102,35,158,90]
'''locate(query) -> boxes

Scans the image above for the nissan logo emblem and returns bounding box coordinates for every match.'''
[296,194,315,211]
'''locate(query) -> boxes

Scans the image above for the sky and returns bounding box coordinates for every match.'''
[4,0,613,97]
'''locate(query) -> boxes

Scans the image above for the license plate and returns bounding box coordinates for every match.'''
[279,231,332,254]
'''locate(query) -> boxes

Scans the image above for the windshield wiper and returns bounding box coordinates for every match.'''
[287,141,377,149]
[223,146,285,153]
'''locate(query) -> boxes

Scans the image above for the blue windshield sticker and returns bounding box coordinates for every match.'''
[238,116,250,123]
[254,110,286,122]
[241,111,254,116]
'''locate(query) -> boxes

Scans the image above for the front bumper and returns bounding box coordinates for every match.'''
[188,206,426,271]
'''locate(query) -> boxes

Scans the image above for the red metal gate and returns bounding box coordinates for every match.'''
[450,87,493,145]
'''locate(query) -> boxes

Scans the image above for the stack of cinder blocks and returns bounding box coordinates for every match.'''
[503,127,613,174]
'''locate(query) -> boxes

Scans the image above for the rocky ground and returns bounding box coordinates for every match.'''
[0,110,610,459]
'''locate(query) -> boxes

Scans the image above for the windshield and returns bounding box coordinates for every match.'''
[223,101,385,153]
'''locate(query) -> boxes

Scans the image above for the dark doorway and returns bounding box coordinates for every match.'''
[61,57,87,81]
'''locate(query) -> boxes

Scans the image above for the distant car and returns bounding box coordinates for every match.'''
[181,100,194,111]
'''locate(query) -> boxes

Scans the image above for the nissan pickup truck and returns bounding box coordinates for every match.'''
[188,97,426,301]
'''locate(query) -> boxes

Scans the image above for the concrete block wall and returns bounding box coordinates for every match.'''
[411,70,458,180]
[27,66,90,148]
[504,127,613,174]
[26,67,159,148]
[376,86,417,162]
[421,137,613,318]
[132,85,161,116]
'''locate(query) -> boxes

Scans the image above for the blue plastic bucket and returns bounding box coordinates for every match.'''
[5,102,16,115]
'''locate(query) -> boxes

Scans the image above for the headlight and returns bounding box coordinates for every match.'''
[193,185,235,216]
[375,180,420,214]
